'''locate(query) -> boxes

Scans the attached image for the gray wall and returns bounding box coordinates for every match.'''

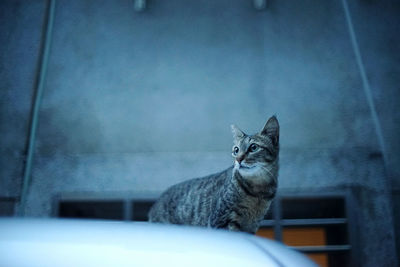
[0,0,46,199]
[1,0,399,266]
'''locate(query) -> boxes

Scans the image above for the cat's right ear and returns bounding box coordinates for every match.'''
[231,124,245,141]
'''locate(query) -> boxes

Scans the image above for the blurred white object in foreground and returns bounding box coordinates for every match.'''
[0,218,317,267]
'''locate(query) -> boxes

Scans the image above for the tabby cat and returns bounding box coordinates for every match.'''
[148,116,279,234]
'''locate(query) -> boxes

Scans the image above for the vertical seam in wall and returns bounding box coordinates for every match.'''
[18,0,56,216]
[342,1,398,263]
[341,0,387,165]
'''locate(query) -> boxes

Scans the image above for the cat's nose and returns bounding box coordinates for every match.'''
[236,156,244,164]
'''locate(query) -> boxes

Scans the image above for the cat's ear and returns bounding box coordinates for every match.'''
[231,124,245,141]
[261,116,279,146]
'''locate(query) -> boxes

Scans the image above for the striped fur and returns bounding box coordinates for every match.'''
[148,116,279,234]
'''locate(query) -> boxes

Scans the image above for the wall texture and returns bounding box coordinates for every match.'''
[0,0,399,266]
[0,0,46,199]
[346,1,400,261]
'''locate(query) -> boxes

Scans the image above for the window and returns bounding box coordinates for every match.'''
[59,200,124,220]
[256,194,353,267]
[56,193,354,267]
[56,198,155,221]
[131,200,154,221]
[0,197,16,216]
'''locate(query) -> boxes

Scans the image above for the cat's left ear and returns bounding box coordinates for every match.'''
[261,116,279,146]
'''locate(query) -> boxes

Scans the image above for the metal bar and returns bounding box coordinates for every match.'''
[273,194,282,241]
[124,199,133,221]
[291,245,351,253]
[51,194,61,217]
[18,0,56,216]
[280,218,347,226]
[345,188,361,267]
[279,192,346,199]
[259,220,275,227]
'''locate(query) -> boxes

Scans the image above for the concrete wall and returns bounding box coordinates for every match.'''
[0,0,399,266]
[347,1,400,262]
[0,0,46,199]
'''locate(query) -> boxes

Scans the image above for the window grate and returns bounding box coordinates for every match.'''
[256,194,351,267]
[56,193,354,267]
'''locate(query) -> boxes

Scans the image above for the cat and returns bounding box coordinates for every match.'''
[148,116,279,234]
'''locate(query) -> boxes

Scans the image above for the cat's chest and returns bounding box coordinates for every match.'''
[229,197,270,233]
[238,197,270,221]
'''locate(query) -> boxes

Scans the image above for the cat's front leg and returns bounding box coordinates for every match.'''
[208,211,229,229]
[227,221,241,231]
[209,217,241,232]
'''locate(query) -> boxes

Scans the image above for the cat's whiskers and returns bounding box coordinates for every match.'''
[260,165,275,177]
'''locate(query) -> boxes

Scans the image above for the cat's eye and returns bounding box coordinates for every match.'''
[249,143,259,152]
[233,146,239,155]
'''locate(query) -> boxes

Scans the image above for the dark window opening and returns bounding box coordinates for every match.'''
[58,200,124,220]
[131,200,154,221]
[281,197,345,219]
[0,198,15,216]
